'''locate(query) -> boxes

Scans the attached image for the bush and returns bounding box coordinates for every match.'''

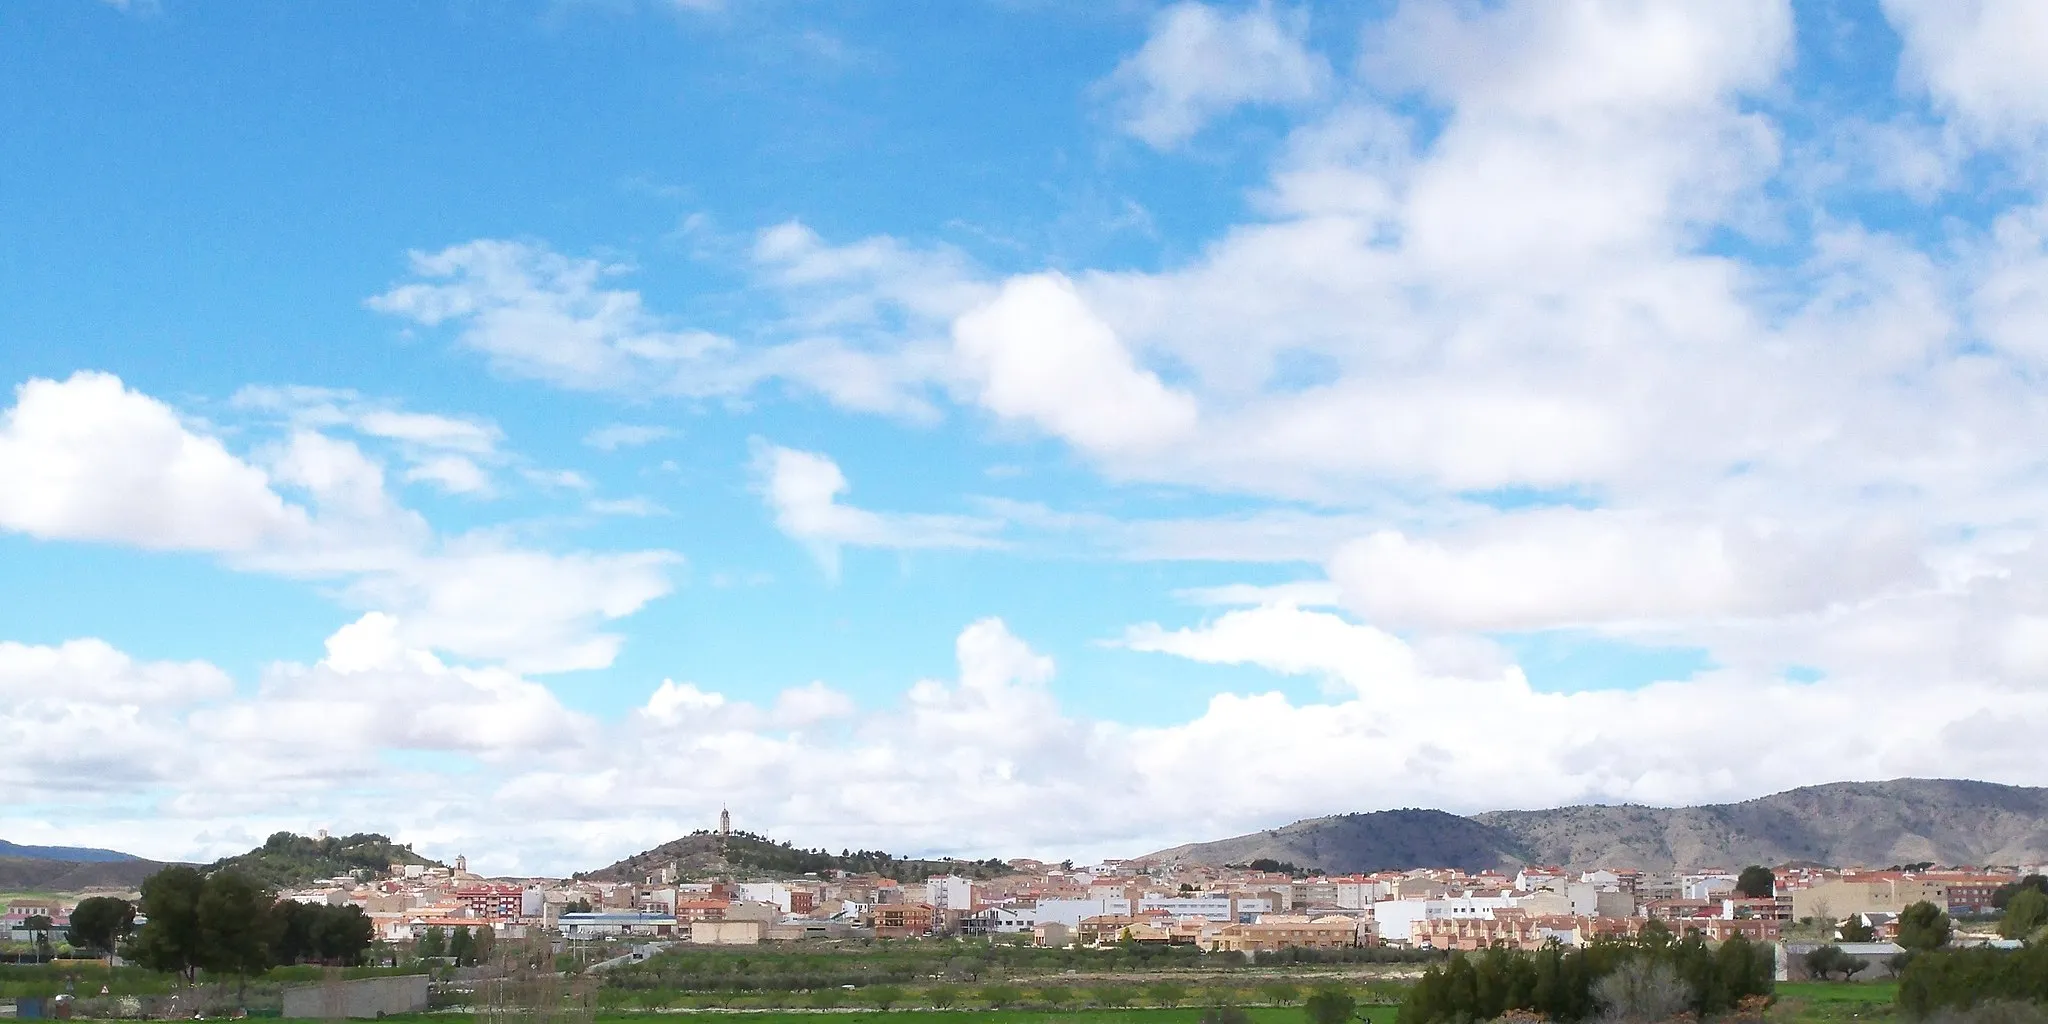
[1149,982,1189,1007]
[1399,935,1773,1024]
[980,984,1023,1009]
[1594,960,1691,1024]
[1901,945,2048,1015]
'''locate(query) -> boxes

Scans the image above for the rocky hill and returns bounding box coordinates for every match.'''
[583,831,1009,883]
[1141,779,2048,873]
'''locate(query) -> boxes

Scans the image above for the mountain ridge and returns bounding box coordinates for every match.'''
[0,840,143,863]
[1139,778,2048,874]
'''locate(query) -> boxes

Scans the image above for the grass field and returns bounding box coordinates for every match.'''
[1772,981,1899,1023]
[380,1010,1399,1024]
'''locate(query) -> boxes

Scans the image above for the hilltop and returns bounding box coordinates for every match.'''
[1141,778,2048,873]
[583,830,1010,883]
[209,832,442,888]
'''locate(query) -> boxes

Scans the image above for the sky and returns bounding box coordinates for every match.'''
[6,0,2048,877]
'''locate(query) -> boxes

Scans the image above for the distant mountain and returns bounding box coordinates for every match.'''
[583,831,1010,883]
[1143,809,1534,874]
[0,856,164,892]
[1140,779,2048,874]
[210,832,442,888]
[0,840,142,864]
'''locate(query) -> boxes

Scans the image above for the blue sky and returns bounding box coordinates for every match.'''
[7,0,2048,875]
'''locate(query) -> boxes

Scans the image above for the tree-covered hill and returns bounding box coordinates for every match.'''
[583,830,1009,883]
[208,832,442,888]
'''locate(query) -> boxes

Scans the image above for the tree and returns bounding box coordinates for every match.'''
[131,865,208,983]
[1305,986,1356,1024]
[417,925,447,959]
[1093,985,1134,1007]
[1148,982,1188,1007]
[864,985,904,1009]
[1803,945,1850,981]
[2001,888,2048,939]
[195,870,279,994]
[925,985,959,1008]
[565,898,592,914]
[1261,981,1301,1005]
[1735,866,1776,899]
[25,915,53,961]
[1839,916,1875,943]
[1594,960,1692,1023]
[1898,900,1952,951]
[1036,986,1073,1010]
[979,985,1023,1009]
[469,923,495,966]
[66,897,134,958]
[1992,874,2048,911]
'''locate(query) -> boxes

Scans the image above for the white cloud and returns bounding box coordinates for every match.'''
[1108,2,1330,148]
[1327,510,1929,633]
[0,372,303,552]
[753,442,1000,574]
[1882,0,2048,148]
[583,424,674,451]
[952,274,1198,457]
[368,240,734,392]
[404,455,494,496]
[4,373,677,675]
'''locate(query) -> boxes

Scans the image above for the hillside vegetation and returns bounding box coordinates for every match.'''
[209,832,441,887]
[0,855,163,892]
[1144,779,2048,873]
[585,831,1009,883]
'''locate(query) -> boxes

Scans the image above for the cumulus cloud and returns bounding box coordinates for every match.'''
[1107,2,1330,148]
[952,274,1198,457]
[753,442,1001,574]
[1327,511,1929,633]
[1,373,677,674]
[0,372,303,551]
[28,606,2048,873]
[1882,0,2048,148]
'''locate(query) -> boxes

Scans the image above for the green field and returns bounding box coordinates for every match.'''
[1772,981,1898,1024]
[378,1009,1400,1024]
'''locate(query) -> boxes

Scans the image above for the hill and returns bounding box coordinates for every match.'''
[210,832,442,888]
[0,840,142,864]
[1142,809,1533,874]
[0,855,164,892]
[1140,779,2048,873]
[583,830,1010,883]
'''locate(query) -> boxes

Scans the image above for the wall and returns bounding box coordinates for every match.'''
[281,976,430,1019]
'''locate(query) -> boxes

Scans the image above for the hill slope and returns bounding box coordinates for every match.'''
[210,832,441,888]
[1142,779,2048,873]
[1142,810,1534,874]
[584,831,1009,883]
[0,840,141,864]
[0,856,164,892]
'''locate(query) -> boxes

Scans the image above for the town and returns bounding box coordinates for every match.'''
[9,817,2032,967]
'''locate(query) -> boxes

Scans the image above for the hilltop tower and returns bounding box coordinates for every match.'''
[719,806,731,836]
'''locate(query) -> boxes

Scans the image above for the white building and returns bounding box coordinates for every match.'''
[927,875,976,912]
[1137,896,1272,922]
[1370,896,1518,946]
[1032,898,1131,928]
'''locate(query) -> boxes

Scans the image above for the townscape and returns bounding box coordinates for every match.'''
[9,809,2048,1022]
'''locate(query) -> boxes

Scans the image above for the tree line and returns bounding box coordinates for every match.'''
[122,866,376,984]
[1397,926,1774,1024]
